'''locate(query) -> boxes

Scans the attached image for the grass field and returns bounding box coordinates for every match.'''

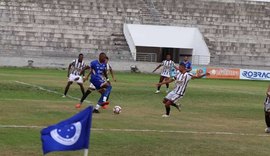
[0,67,270,156]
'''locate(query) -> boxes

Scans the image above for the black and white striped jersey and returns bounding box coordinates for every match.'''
[70,59,86,75]
[265,96,270,105]
[160,60,175,77]
[265,96,270,112]
[173,72,193,96]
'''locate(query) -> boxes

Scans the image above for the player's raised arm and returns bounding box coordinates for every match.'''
[80,66,90,80]
[192,73,210,79]
[153,64,162,73]
[67,62,74,77]
[80,65,90,75]
[156,77,175,87]
[109,65,116,82]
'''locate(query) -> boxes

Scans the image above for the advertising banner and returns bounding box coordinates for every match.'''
[191,66,207,78]
[240,69,270,81]
[206,68,240,79]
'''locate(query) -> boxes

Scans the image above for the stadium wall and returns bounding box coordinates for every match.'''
[0,0,270,68]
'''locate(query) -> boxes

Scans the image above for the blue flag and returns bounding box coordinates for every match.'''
[41,106,93,155]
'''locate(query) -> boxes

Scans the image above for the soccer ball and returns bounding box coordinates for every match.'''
[113,106,122,114]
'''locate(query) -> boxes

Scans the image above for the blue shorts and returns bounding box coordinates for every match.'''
[90,76,105,90]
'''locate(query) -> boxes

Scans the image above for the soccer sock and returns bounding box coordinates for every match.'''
[98,85,112,104]
[95,104,101,110]
[98,95,107,104]
[104,85,112,99]
[64,82,72,96]
[166,83,169,89]
[265,112,270,127]
[171,103,177,108]
[64,86,69,95]
[80,85,85,95]
[157,86,161,91]
[165,106,170,115]
[80,90,91,104]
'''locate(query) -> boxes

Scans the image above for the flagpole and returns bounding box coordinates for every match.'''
[83,149,88,156]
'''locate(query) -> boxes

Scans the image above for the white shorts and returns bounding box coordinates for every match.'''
[165,91,183,104]
[89,83,96,90]
[161,74,170,78]
[68,74,83,84]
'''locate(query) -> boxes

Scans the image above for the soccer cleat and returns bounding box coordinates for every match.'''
[101,101,110,106]
[100,101,109,109]
[265,127,270,133]
[102,105,108,109]
[93,109,100,113]
[155,90,160,94]
[162,114,169,118]
[62,95,66,98]
[75,103,81,109]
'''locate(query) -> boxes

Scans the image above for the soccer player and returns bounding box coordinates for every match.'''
[264,84,270,133]
[153,54,177,94]
[63,53,86,97]
[157,62,209,117]
[180,56,192,72]
[76,53,112,113]
[76,56,116,108]
[105,56,116,82]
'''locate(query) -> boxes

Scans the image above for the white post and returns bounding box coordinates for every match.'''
[83,149,88,156]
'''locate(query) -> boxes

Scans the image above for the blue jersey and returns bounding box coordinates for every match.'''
[90,60,107,79]
[180,61,192,70]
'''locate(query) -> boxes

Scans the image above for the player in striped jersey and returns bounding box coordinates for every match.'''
[157,62,209,117]
[105,56,116,82]
[63,53,86,97]
[264,84,270,133]
[153,54,178,94]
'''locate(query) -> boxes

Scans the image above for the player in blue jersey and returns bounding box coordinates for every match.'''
[179,56,192,72]
[76,53,112,113]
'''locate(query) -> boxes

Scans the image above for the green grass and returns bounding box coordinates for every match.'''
[0,67,270,156]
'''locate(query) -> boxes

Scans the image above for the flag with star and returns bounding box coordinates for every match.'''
[41,106,93,155]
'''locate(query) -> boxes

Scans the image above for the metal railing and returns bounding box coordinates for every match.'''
[136,53,157,62]
[192,55,211,65]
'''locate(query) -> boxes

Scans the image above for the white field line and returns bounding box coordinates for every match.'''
[10,81,270,137]
[0,125,269,137]
[14,81,91,103]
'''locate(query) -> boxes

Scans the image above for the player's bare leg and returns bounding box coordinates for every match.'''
[75,88,92,109]
[265,111,270,133]
[162,99,171,117]
[63,81,73,97]
[171,103,181,112]
[78,83,85,96]
[164,77,170,93]
[156,76,165,94]
[93,83,112,112]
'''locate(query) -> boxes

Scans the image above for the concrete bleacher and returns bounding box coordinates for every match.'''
[0,0,270,68]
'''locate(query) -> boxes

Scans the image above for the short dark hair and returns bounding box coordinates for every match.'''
[79,53,83,56]
[179,62,186,67]
[99,52,106,56]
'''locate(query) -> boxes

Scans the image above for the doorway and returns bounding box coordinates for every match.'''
[161,48,180,63]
